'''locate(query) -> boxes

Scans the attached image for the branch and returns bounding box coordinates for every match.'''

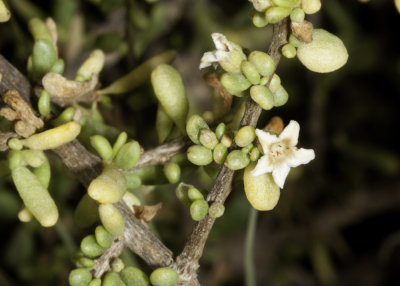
[174,19,289,285]
[53,140,175,269]
[123,136,191,172]
[93,237,125,278]
[0,54,32,104]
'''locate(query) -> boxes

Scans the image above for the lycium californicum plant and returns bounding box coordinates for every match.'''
[0,0,350,284]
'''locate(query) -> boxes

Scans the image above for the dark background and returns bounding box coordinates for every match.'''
[0,0,399,285]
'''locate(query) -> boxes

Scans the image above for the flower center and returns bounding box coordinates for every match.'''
[269,142,290,162]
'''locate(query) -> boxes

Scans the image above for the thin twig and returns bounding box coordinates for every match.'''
[93,237,125,278]
[123,136,191,172]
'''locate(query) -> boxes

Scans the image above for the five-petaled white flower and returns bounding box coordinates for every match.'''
[251,120,315,188]
[199,33,245,72]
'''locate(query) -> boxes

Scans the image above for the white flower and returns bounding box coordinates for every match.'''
[251,120,315,188]
[248,0,272,12]
[199,33,245,72]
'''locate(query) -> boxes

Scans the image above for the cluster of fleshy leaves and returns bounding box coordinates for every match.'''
[0,0,351,284]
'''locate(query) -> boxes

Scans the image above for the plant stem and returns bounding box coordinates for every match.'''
[245,207,258,286]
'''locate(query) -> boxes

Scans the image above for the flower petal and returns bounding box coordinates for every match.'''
[255,129,278,153]
[272,164,291,188]
[286,148,315,167]
[251,155,274,176]
[279,120,300,146]
[211,33,231,51]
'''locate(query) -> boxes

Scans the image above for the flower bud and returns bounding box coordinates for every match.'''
[99,203,125,236]
[78,257,95,268]
[250,85,274,110]
[188,187,204,201]
[8,150,23,170]
[11,166,58,227]
[52,107,75,126]
[219,49,246,74]
[122,192,141,212]
[0,0,11,22]
[8,138,23,151]
[268,74,281,93]
[175,183,192,207]
[88,278,102,286]
[38,90,51,116]
[282,43,297,58]
[290,7,305,22]
[111,258,125,272]
[240,61,261,85]
[186,114,210,145]
[151,64,188,133]
[224,150,250,170]
[187,145,213,166]
[235,126,256,147]
[242,143,254,154]
[297,29,348,73]
[259,76,269,86]
[103,272,123,286]
[190,199,209,221]
[121,266,149,286]
[213,143,228,164]
[273,85,289,106]
[215,123,226,140]
[76,49,105,81]
[289,33,302,47]
[208,202,225,218]
[112,132,128,158]
[81,234,105,257]
[50,59,64,74]
[95,225,114,248]
[32,40,57,77]
[74,194,98,228]
[301,0,321,14]
[88,166,127,204]
[20,121,81,150]
[150,267,179,286]
[18,207,33,223]
[156,105,174,144]
[250,0,273,12]
[220,73,251,94]
[90,135,113,161]
[220,134,232,148]
[250,146,261,161]
[114,141,141,170]
[21,150,46,168]
[199,129,218,150]
[272,0,300,8]
[248,51,275,77]
[243,163,280,210]
[124,173,142,189]
[163,162,181,184]
[252,12,268,28]
[69,268,92,286]
[265,7,292,24]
